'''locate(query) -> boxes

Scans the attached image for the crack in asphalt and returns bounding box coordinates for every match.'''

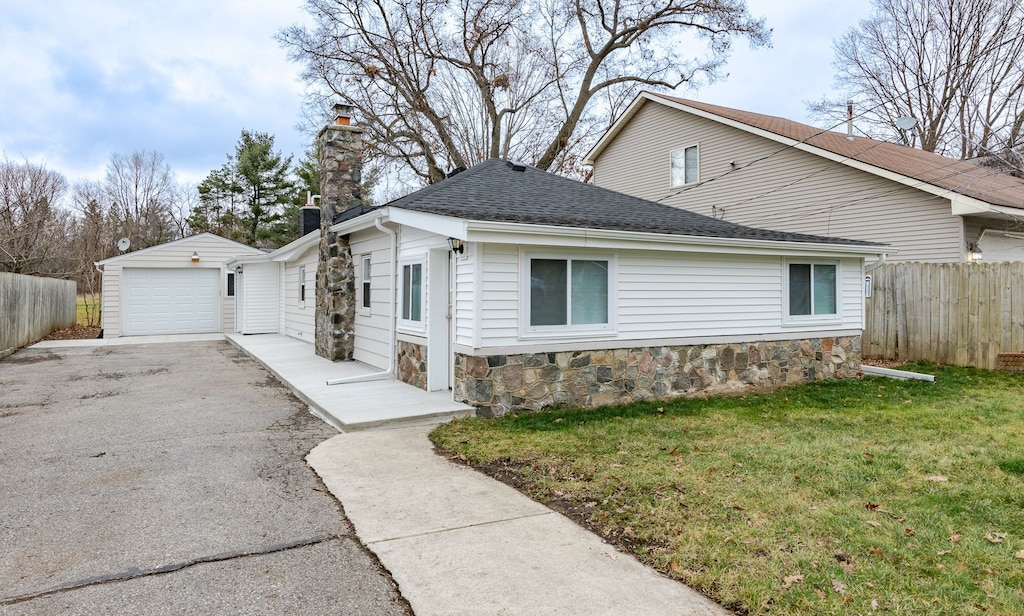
[0,534,344,606]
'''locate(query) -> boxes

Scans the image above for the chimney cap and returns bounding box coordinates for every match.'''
[333,103,354,126]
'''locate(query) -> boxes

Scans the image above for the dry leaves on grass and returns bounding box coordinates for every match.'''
[1016,549,1024,559]
[984,532,1006,544]
[782,574,803,588]
[925,475,949,482]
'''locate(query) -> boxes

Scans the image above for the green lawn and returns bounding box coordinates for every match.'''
[431,364,1024,615]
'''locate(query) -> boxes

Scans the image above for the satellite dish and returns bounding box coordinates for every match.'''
[116,238,131,252]
[895,117,917,130]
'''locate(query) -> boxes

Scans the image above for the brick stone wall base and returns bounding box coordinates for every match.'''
[996,353,1024,372]
[454,337,861,417]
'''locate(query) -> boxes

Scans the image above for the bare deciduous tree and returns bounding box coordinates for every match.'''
[104,150,180,249]
[810,0,1024,170]
[279,0,770,183]
[0,158,74,276]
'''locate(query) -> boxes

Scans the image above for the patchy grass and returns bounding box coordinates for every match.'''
[431,364,1024,615]
[77,294,101,327]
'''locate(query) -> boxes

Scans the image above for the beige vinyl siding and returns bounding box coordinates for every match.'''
[99,234,261,337]
[282,247,316,342]
[351,228,392,369]
[473,244,864,350]
[593,102,964,263]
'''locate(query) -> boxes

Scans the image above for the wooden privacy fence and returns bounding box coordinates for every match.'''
[864,262,1024,369]
[0,272,76,355]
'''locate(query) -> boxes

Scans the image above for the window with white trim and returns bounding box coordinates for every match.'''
[360,255,371,312]
[670,145,699,187]
[298,265,306,306]
[525,254,613,334]
[400,261,424,327]
[787,262,838,318]
[226,272,235,297]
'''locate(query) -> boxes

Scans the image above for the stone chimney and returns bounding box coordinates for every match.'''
[314,103,364,362]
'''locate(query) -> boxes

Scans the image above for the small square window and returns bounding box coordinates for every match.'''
[525,254,612,334]
[670,145,699,187]
[788,263,837,317]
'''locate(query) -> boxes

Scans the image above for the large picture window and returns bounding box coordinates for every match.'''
[401,261,423,325]
[788,262,837,317]
[527,255,612,333]
[670,145,699,187]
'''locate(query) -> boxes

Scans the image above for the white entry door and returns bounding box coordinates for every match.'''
[122,268,221,336]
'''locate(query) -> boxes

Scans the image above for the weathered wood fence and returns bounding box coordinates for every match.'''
[0,272,76,355]
[864,262,1024,369]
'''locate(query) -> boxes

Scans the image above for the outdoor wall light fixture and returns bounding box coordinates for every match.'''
[967,243,983,262]
[447,237,465,254]
[191,251,200,263]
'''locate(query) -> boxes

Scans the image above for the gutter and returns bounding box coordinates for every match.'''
[326,218,398,385]
[864,252,887,272]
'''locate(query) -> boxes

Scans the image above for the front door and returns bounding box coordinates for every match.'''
[426,248,451,391]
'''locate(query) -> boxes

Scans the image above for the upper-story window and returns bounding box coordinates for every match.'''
[670,145,699,187]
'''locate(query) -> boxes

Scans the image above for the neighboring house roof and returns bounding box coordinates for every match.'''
[95,232,263,266]
[374,158,880,247]
[585,92,1024,212]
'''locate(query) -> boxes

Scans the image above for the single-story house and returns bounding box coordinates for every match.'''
[228,108,889,416]
[96,233,264,337]
[585,91,1024,263]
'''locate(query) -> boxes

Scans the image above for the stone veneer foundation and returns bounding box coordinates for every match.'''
[397,340,428,390]
[454,337,861,417]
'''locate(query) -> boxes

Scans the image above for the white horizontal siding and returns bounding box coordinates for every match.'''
[99,234,262,337]
[351,228,391,369]
[282,248,316,342]
[593,102,964,263]
[238,262,279,334]
[471,244,865,350]
[454,243,476,348]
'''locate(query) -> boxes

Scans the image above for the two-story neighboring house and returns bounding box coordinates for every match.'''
[585,92,1024,263]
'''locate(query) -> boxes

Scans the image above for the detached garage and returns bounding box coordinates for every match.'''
[97,233,264,338]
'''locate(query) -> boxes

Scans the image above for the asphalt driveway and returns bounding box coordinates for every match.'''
[0,341,410,615]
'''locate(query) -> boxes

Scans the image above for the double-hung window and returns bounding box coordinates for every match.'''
[525,254,613,335]
[400,261,424,327]
[670,145,699,187]
[787,262,838,319]
[298,266,307,306]
[360,256,371,313]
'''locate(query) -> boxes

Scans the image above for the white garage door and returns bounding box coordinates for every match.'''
[122,268,221,336]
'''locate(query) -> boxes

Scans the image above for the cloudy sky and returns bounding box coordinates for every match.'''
[0,0,874,186]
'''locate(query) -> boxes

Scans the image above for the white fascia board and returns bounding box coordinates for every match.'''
[607,94,992,208]
[328,209,388,234]
[96,232,263,265]
[464,220,892,258]
[386,208,468,239]
[269,231,320,262]
[950,196,1024,219]
[226,254,272,267]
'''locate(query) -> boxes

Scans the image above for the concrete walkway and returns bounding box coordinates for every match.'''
[309,426,728,616]
[226,334,474,431]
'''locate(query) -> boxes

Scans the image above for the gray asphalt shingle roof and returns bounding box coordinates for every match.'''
[377,158,881,247]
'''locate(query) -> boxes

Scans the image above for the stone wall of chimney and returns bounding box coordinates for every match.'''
[314,106,363,362]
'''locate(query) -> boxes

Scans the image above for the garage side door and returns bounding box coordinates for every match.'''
[122,268,221,336]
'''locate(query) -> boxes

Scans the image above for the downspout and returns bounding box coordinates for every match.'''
[326,218,397,385]
[864,252,887,273]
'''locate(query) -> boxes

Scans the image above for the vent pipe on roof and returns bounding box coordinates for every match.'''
[847,100,855,141]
